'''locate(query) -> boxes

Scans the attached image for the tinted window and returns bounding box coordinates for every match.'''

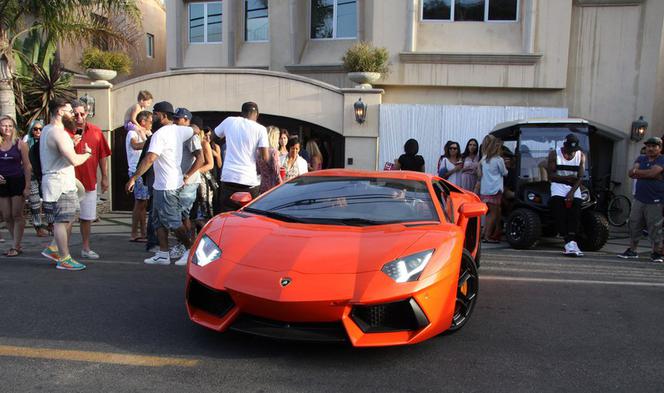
[246,0,268,41]
[247,176,439,225]
[423,0,451,20]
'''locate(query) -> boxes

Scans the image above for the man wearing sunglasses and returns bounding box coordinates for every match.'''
[66,100,111,260]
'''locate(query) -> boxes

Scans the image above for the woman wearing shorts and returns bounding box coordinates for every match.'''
[0,115,32,256]
[475,135,508,243]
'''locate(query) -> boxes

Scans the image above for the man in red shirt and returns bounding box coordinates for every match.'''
[70,100,111,259]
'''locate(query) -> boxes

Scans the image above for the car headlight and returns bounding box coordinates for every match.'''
[381,249,434,283]
[192,235,222,267]
[527,192,536,201]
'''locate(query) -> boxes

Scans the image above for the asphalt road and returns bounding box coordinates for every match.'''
[0,228,663,393]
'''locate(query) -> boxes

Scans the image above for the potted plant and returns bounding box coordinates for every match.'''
[342,42,390,88]
[80,47,132,84]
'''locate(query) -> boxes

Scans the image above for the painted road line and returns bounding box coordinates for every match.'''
[482,275,664,288]
[0,345,198,367]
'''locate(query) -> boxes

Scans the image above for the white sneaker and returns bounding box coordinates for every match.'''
[144,251,170,265]
[169,243,186,260]
[81,249,100,259]
[563,241,576,256]
[570,241,584,256]
[174,250,189,266]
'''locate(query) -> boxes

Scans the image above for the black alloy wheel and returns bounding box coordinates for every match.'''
[505,208,541,249]
[448,251,478,333]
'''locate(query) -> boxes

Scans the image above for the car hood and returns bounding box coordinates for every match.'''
[205,213,445,274]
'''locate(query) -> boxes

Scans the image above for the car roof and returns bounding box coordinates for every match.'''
[300,169,436,182]
[492,117,589,132]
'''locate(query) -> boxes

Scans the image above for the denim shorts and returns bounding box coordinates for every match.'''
[179,183,198,218]
[152,189,182,230]
[129,171,150,200]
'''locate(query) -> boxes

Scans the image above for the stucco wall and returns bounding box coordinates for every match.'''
[110,70,346,134]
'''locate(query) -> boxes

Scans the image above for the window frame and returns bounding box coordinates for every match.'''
[309,0,358,41]
[188,1,223,44]
[146,33,154,58]
[420,0,520,23]
[245,0,269,42]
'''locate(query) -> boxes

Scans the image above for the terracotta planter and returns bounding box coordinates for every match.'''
[347,72,381,89]
[85,68,117,85]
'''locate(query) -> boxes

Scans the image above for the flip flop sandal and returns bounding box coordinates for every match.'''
[6,248,21,257]
[129,237,148,243]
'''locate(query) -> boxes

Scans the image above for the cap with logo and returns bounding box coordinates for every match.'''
[152,101,175,115]
[563,133,581,152]
[174,107,192,120]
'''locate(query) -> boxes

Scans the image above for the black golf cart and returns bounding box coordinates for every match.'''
[490,119,609,251]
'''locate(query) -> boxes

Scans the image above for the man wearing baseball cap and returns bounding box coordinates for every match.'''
[126,101,196,265]
[174,108,192,126]
[547,133,586,256]
[618,136,664,262]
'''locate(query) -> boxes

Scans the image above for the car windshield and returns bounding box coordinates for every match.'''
[245,176,439,226]
[517,126,590,181]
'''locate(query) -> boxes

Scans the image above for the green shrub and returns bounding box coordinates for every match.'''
[80,47,132,74]
[342,42,390,74]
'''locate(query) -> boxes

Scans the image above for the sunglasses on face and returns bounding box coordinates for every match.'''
[449,147,458,150]
[33,127,42,131]
[74,113,86,118]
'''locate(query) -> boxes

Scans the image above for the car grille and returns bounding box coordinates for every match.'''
[187,279,235,318]
[350,298,429,333]
[230,314,348,343]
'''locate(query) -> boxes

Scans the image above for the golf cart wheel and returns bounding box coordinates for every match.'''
[506,208,541,249]
[447,250,479,333]
[577,210,609,251]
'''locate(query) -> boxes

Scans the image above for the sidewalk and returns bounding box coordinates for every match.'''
[482,225,655,258]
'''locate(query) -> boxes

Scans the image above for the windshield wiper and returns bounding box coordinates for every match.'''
[243,208,303,223]
[335,218,398,226]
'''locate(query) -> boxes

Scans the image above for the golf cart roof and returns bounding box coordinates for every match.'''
[491,118,589,132]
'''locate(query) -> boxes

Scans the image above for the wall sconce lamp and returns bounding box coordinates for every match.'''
[79,93,96,118]
[631,116,648,142]
[354,98,367,124]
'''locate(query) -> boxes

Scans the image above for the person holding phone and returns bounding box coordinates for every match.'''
[437,140,463,186]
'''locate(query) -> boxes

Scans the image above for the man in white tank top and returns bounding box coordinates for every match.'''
[547,133,586,257]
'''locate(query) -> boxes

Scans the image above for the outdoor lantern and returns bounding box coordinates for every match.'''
[354,98,367,124]
[79,93,95,118]
[631,116,648,142]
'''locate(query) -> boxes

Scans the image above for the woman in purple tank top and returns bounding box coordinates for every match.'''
[0,115,32,257]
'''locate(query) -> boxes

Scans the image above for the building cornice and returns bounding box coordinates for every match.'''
[574,0,645,6]
[399,52,543,66]
[111,68,344,94]
[284,64,346,73]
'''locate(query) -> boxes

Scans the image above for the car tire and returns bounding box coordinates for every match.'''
[505,208,541,249]
[447,250,479,333]
[577,210,609,251]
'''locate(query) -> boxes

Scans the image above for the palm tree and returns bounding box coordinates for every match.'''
[0,0,141,118]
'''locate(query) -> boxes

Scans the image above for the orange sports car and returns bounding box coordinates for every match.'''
[185,169,487,347]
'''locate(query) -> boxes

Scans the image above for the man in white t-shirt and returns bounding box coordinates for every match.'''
[214,102,269,212]
[126,101,197,265]
[125,110,152,242]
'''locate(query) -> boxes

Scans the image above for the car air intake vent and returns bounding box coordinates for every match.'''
[187,279,235,318]
[350,298,429,333]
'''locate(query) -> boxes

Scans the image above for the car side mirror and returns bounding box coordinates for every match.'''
[230,192,253,207]
[460,202,488,218]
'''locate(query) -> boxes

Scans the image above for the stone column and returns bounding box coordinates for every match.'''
[341,88,384,170]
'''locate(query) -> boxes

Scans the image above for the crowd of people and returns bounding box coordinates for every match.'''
[395,132,664,261]
[0,92,327,270]
[3,94,663,267]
